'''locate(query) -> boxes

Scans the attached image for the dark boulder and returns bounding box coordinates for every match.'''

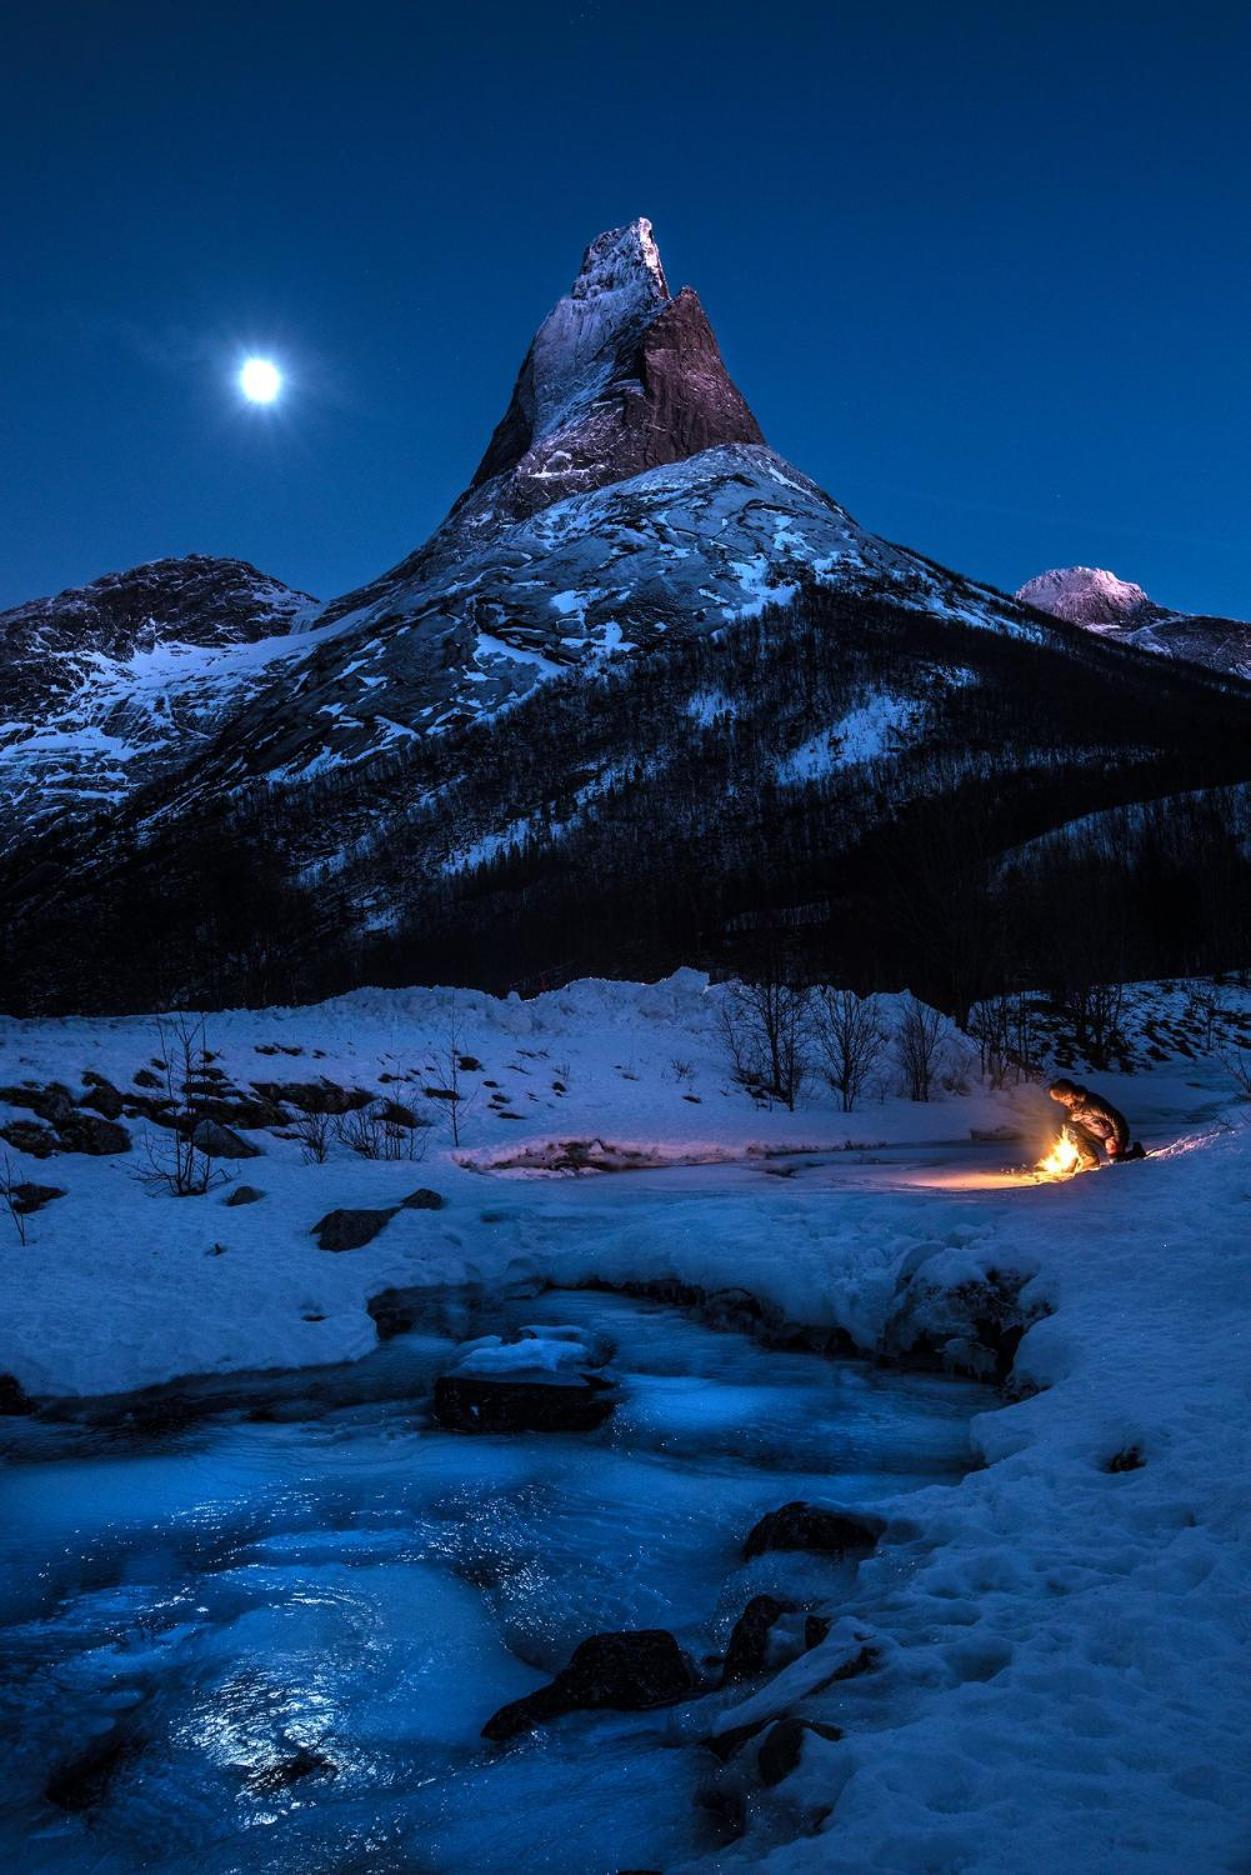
[434,1370,616,1434]
[57,1113,131,1155]
[0,1082,75,1125]
[483,1629,697,1741]
[225,1184,265,1207]
[0,1120,58,1158]
[722,1594,796,1684]
[312,1206,395,1252]
[188,1093,289,1129]
[0,1372,34,1414]
[378,1098,419,1128]
[124,1093,178,1127]
[252,1079,372,1115]
[8,1181,65,1215]
[78,1079,125,1119]
[400,1187,445,1210]
[743,1502,884,1561]
[757,1716,844,1788]
[190,1118,261,1160]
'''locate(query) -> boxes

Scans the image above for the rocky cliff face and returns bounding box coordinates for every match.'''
[460,219,764,520]
[1016,565,1251,680]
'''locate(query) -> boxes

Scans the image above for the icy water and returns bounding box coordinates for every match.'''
[0,1291,990,1875]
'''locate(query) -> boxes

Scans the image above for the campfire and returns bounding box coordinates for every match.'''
[1036,1127,1082,1178]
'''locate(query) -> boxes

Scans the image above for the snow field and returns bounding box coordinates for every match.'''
[0,972,1248,1870]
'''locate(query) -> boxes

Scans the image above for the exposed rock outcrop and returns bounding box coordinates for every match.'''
[482,1629,697,1741]
[743,1502,884,1561]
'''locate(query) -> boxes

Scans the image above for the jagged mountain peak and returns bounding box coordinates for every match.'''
[570,217,669,305]
[464,216,763,517]
[1016,565,1152,628]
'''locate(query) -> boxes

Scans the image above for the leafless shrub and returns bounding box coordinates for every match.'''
[809,987,887,1113]
[669,1058,696,1085]
[134,1016,228,1197]
[335,1101,433,1161]
[895,997,946,1103]
[294,1111,333,1164]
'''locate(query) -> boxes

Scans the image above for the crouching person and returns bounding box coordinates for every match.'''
[1048,1078,1140,1168]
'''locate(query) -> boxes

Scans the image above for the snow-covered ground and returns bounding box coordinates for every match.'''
[1,972,1249,1871]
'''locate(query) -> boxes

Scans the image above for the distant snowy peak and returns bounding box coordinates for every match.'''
[458,215,763,524]
[0,554,315,688]
[1016,566,1152,629]
[1017,565,1251,681]
[0,554,320,848]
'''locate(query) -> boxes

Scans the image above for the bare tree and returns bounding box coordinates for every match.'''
[895,996,946,1102]
[134,1015,228,1197]
[424,1005,480,1147]
[720,976,809,1110]
[1,1154,28,1246]
[1057,980,1126,1070]
[1187,983,1227,1054]
[968,993,1043,1089]
[810,987,887,1112]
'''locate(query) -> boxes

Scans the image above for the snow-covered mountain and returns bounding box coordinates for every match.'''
[1,221,1249,1013]
[2,221,1052,825]
[183,219,1053,793]
[1016,565,1251,680]
[0,555,319,847]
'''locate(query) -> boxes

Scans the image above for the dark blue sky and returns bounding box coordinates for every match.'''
[3,1,1249,616]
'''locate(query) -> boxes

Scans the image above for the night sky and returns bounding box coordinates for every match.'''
[4,0,1249,617]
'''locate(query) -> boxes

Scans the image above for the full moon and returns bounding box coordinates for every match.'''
[239,356,282,404]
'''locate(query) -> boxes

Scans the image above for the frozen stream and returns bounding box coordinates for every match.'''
[0,1290,991,1874]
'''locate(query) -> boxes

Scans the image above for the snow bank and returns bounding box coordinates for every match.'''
[1,975,1249,1868]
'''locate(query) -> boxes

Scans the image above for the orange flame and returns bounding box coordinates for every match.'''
[1036,1127,1081,1177]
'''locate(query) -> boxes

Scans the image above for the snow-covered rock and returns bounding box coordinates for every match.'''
[1016,565,1152,628]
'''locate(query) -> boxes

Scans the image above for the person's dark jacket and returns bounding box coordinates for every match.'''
[1065,1085,1131,1154]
